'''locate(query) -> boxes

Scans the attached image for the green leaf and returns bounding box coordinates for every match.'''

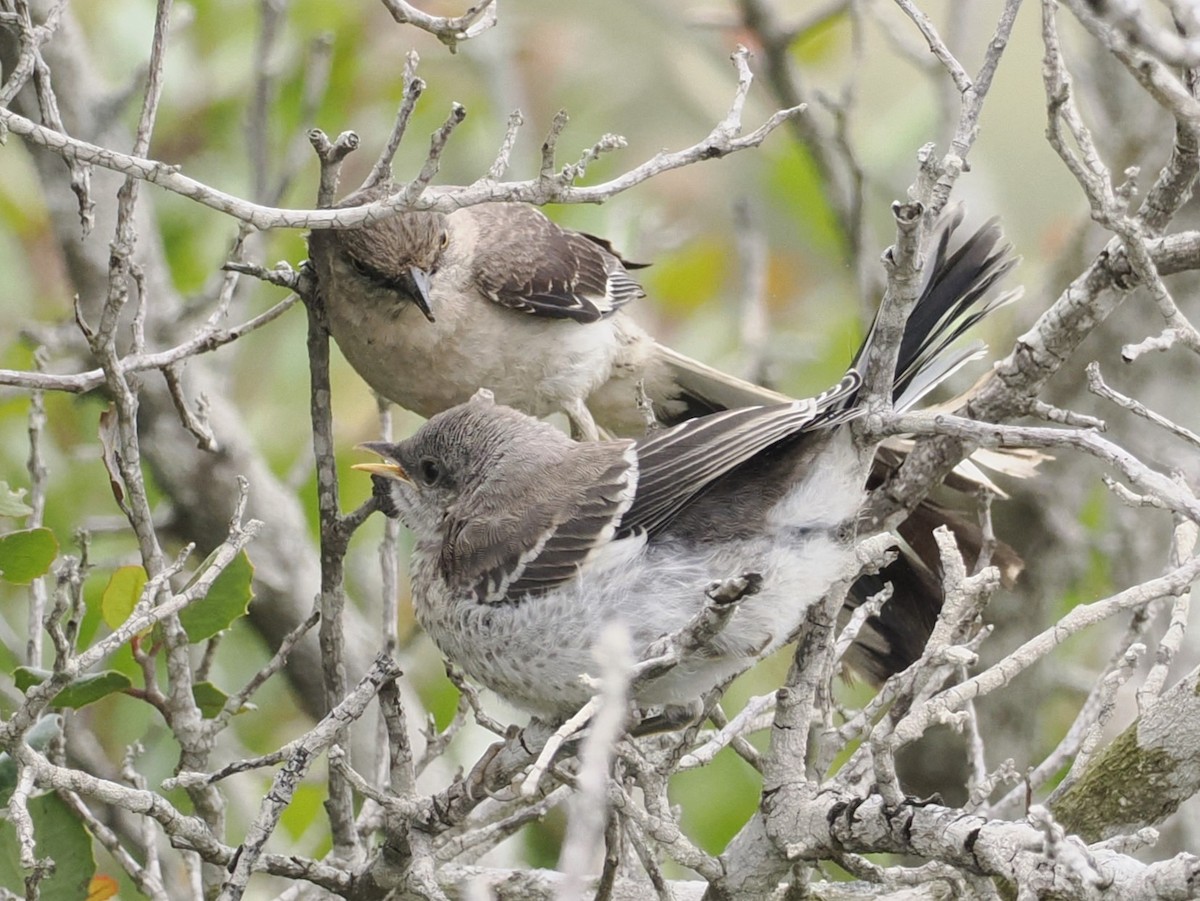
[0,793,95,901]
[100,565,148,630]
[52,672,134,709]
[180,550,254,643]
[191,680,255,718]
[14,667,132,709]
[12,666,51,693]
[0,528,58,584]
[0,482,32,518]
[193,681,228,718]
[280,782,330,842]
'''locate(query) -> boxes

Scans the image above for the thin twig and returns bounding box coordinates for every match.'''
[380,0,498,52]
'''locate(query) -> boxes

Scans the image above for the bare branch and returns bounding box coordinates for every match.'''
[0,48,802,227]
[0,294,299,393]
[364,50,424,192]
[893,0,972,93]
[380,0,497,53]
[216,654,401,900]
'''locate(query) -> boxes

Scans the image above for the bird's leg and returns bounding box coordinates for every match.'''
[563,398,601,442]
[521,695,601,798]
[458,718,555,802]
[634,378,662,432]
[462,737,511,803]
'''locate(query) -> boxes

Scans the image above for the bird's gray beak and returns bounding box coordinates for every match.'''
[404,266,436,323]
[353,442,410,482]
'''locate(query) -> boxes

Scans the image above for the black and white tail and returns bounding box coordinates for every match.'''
[658,210,1022,685]
[849,209,1019,413]
[660,209,1019,422]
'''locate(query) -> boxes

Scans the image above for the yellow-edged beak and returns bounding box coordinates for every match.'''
[352,444,411,482]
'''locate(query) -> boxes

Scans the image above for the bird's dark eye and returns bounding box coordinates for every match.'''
[439,231,449,250]
[418,457,442,486]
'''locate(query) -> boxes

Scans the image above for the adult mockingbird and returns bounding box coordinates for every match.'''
[354,236,1011,716]
[309,197,656,441]
[313,198,1026,683]
[309,195,1021,441]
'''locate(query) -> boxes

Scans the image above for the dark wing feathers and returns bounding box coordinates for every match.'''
[438,378,864,604]
[442,443,636,604]
[577,231,651,269]
[469,205,645,323]
[506,466,632,592]
[620,373,862,538]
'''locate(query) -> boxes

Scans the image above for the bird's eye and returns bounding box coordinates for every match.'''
[418,457,442,486]
[439,231,449,250]
[349,256,373,277]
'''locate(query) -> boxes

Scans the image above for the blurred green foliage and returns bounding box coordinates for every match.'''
[0,794,94,901]
[0,0,1135,880]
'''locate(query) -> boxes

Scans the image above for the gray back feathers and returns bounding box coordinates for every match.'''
[465,204,646,322]
[383,379,863,607]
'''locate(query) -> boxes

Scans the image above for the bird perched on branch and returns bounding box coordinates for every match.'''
[353,225,1019,717]
[313,198,1028,683]
[309,198,652,441]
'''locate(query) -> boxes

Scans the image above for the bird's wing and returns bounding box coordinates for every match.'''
[440,441,638,604]
[466,205,645,323]
[620,373,862,537]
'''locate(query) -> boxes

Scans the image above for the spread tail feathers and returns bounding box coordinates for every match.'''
[852,209,1020,411]
[657,211,1020,422]
[652,211,1026,685]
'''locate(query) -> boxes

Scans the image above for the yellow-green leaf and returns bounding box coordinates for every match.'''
[100,565,148,630]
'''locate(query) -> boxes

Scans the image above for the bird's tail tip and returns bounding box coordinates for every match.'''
[856,210,1019,411]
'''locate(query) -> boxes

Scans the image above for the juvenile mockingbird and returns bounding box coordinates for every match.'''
[354,249,1015,716]
[311,200,1025,681]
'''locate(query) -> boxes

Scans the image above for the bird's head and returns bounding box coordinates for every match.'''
[354,389,573,536]
[327,209,449,323]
